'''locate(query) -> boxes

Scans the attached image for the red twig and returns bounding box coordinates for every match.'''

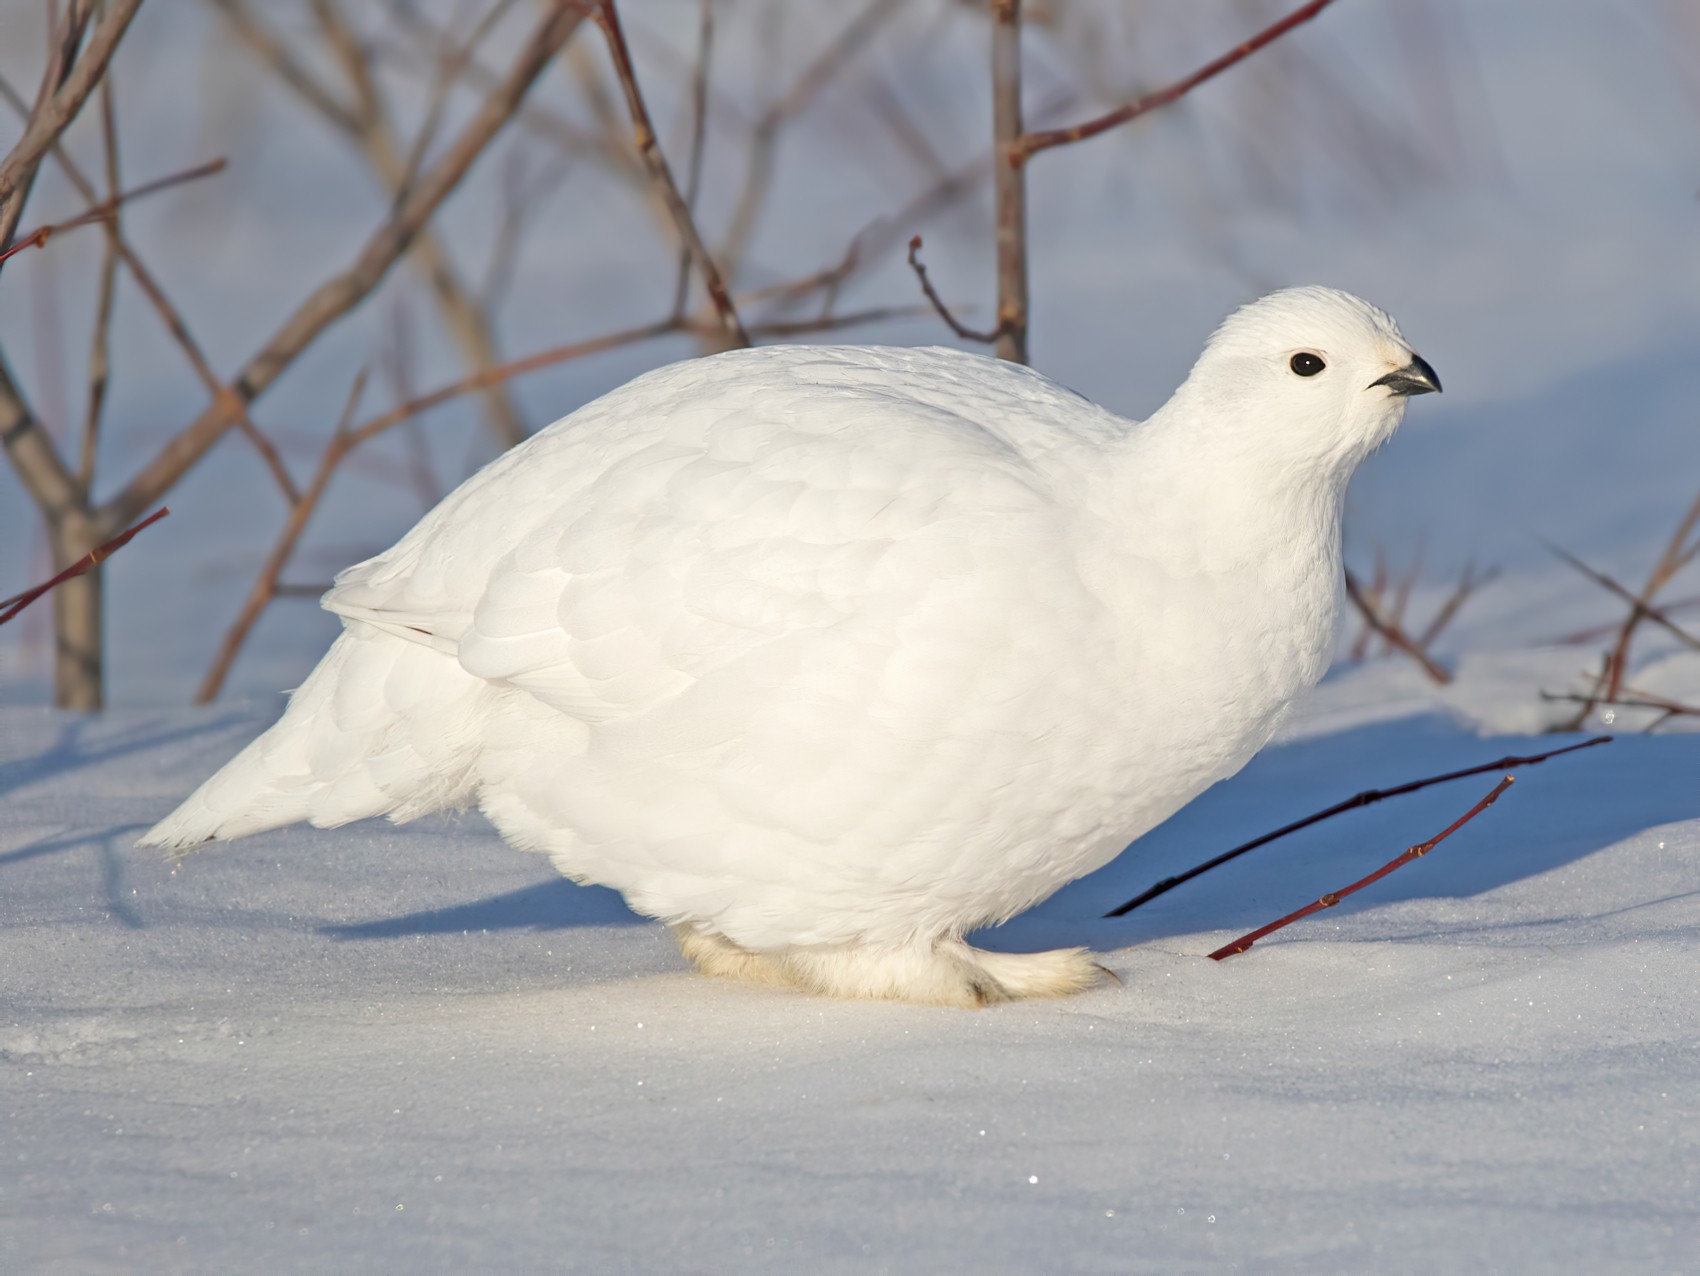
[906,235,1000,344]
[1344,566,1452,684]
[0,507,169,626]
[1019,0,1337,159]
[0,157,227,266]
[1103,735,1610,918]
[1208,775,1515,961]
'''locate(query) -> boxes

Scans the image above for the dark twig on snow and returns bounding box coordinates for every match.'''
[1208,775,1515,961]
[0,507,169,626]
[1103,736,1611,918]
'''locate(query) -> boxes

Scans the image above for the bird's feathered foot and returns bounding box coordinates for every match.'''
[674,927,1113,1008]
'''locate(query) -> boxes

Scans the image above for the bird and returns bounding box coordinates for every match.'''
[142,286,1439,1007]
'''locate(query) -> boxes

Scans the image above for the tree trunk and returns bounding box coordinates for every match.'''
[49,517,103,710]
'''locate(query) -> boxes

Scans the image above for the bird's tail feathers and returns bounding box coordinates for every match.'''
[138,625,486,854]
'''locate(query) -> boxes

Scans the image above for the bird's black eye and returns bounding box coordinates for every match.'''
[1289,352,1326,377]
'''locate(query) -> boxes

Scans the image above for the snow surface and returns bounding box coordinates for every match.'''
[4,676,1699,1272]
[4,0,1700,1270]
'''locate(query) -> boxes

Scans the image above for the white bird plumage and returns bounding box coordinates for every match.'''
[143,286,1438,1007]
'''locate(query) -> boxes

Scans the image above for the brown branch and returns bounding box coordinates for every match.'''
[1104,736,1610,918]
[216,0,529,450]
[194,297,922,698]
[906,235,1000,343]
[1546,500,1700,728]
[1540,689,1700,732]
[591,0,747,348]
[1554,593,1700,646]
[1208,775,1515,961]
[0,507,168,626]
[0,88,302,508]
[671,0,715,319]
[1019,0,1338,160]
[196,377,368,704]
[1545,541,1700,654]
[0,0,144,263]
[76,73,121,497]
[719,0,903,282]
[100,0,589,535]
[1343,566,1452,684]
[990,0,1029,363]
[0,156,229,266]
[1417,558,1496,649]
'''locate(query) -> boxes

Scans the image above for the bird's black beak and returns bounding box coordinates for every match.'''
[1369,353,1441,397]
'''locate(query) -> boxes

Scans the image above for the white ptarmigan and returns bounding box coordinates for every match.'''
[143,286,1439,1007]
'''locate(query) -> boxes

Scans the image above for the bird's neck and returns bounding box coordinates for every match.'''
[1093,397,1352,582]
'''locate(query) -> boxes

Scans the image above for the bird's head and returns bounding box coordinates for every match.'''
[1173,285,1438,481]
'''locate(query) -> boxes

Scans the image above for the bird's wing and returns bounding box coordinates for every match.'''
[323,351,1064,727]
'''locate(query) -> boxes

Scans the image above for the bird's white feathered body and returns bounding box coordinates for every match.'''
[144,287,1435,1005]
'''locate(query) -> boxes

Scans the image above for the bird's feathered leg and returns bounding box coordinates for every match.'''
[674,927,1113,1007]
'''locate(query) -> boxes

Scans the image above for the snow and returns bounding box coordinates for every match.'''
[4,0,1700,1269]
[5,679,1698,1271]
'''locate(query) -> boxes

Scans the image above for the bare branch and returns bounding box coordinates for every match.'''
[0,156,229,266]
[990,0,1028,363]
[671,0,714,319]
[590,0,748,347]
[719,0,903,279]
[1208,775,1515,961]
[1541,688,1700,732]
[0,507,169,626]
[1543,540,1700,654]
[218,0,529,449]
[196,377,369,704]
[906,235,999,343]
[1104,736,1611,918]
[76,73,121,496]
[1343,567,1452,684]
[0,0,144,262]
[0,90,302,507]
[1020,0,1338,160]
[1416,558,1496,649]
[101,0,589,533]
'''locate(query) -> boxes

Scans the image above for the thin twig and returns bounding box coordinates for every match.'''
[1344,566,1452,684]
[1543,541,1700,654]
[0,86,302,507]
[76,72,121,497]
[221,0,530,450]
[718,0,903,282]
[99,0,589,533]
[906,235,999,343]
[1103,736,1610,918]
[0,0,144,264]
[1540,689,1700,732]
[1554,593,1700,646]
[1019,0,1337,159]
[671,0,714,319]
[0,507,169,626]
[194,298,925,699]
[196,375,368,704]
[0,157,229,266]
[1208,775,1515,961]
[591,0,748,347]
[1417,559,1497,649]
